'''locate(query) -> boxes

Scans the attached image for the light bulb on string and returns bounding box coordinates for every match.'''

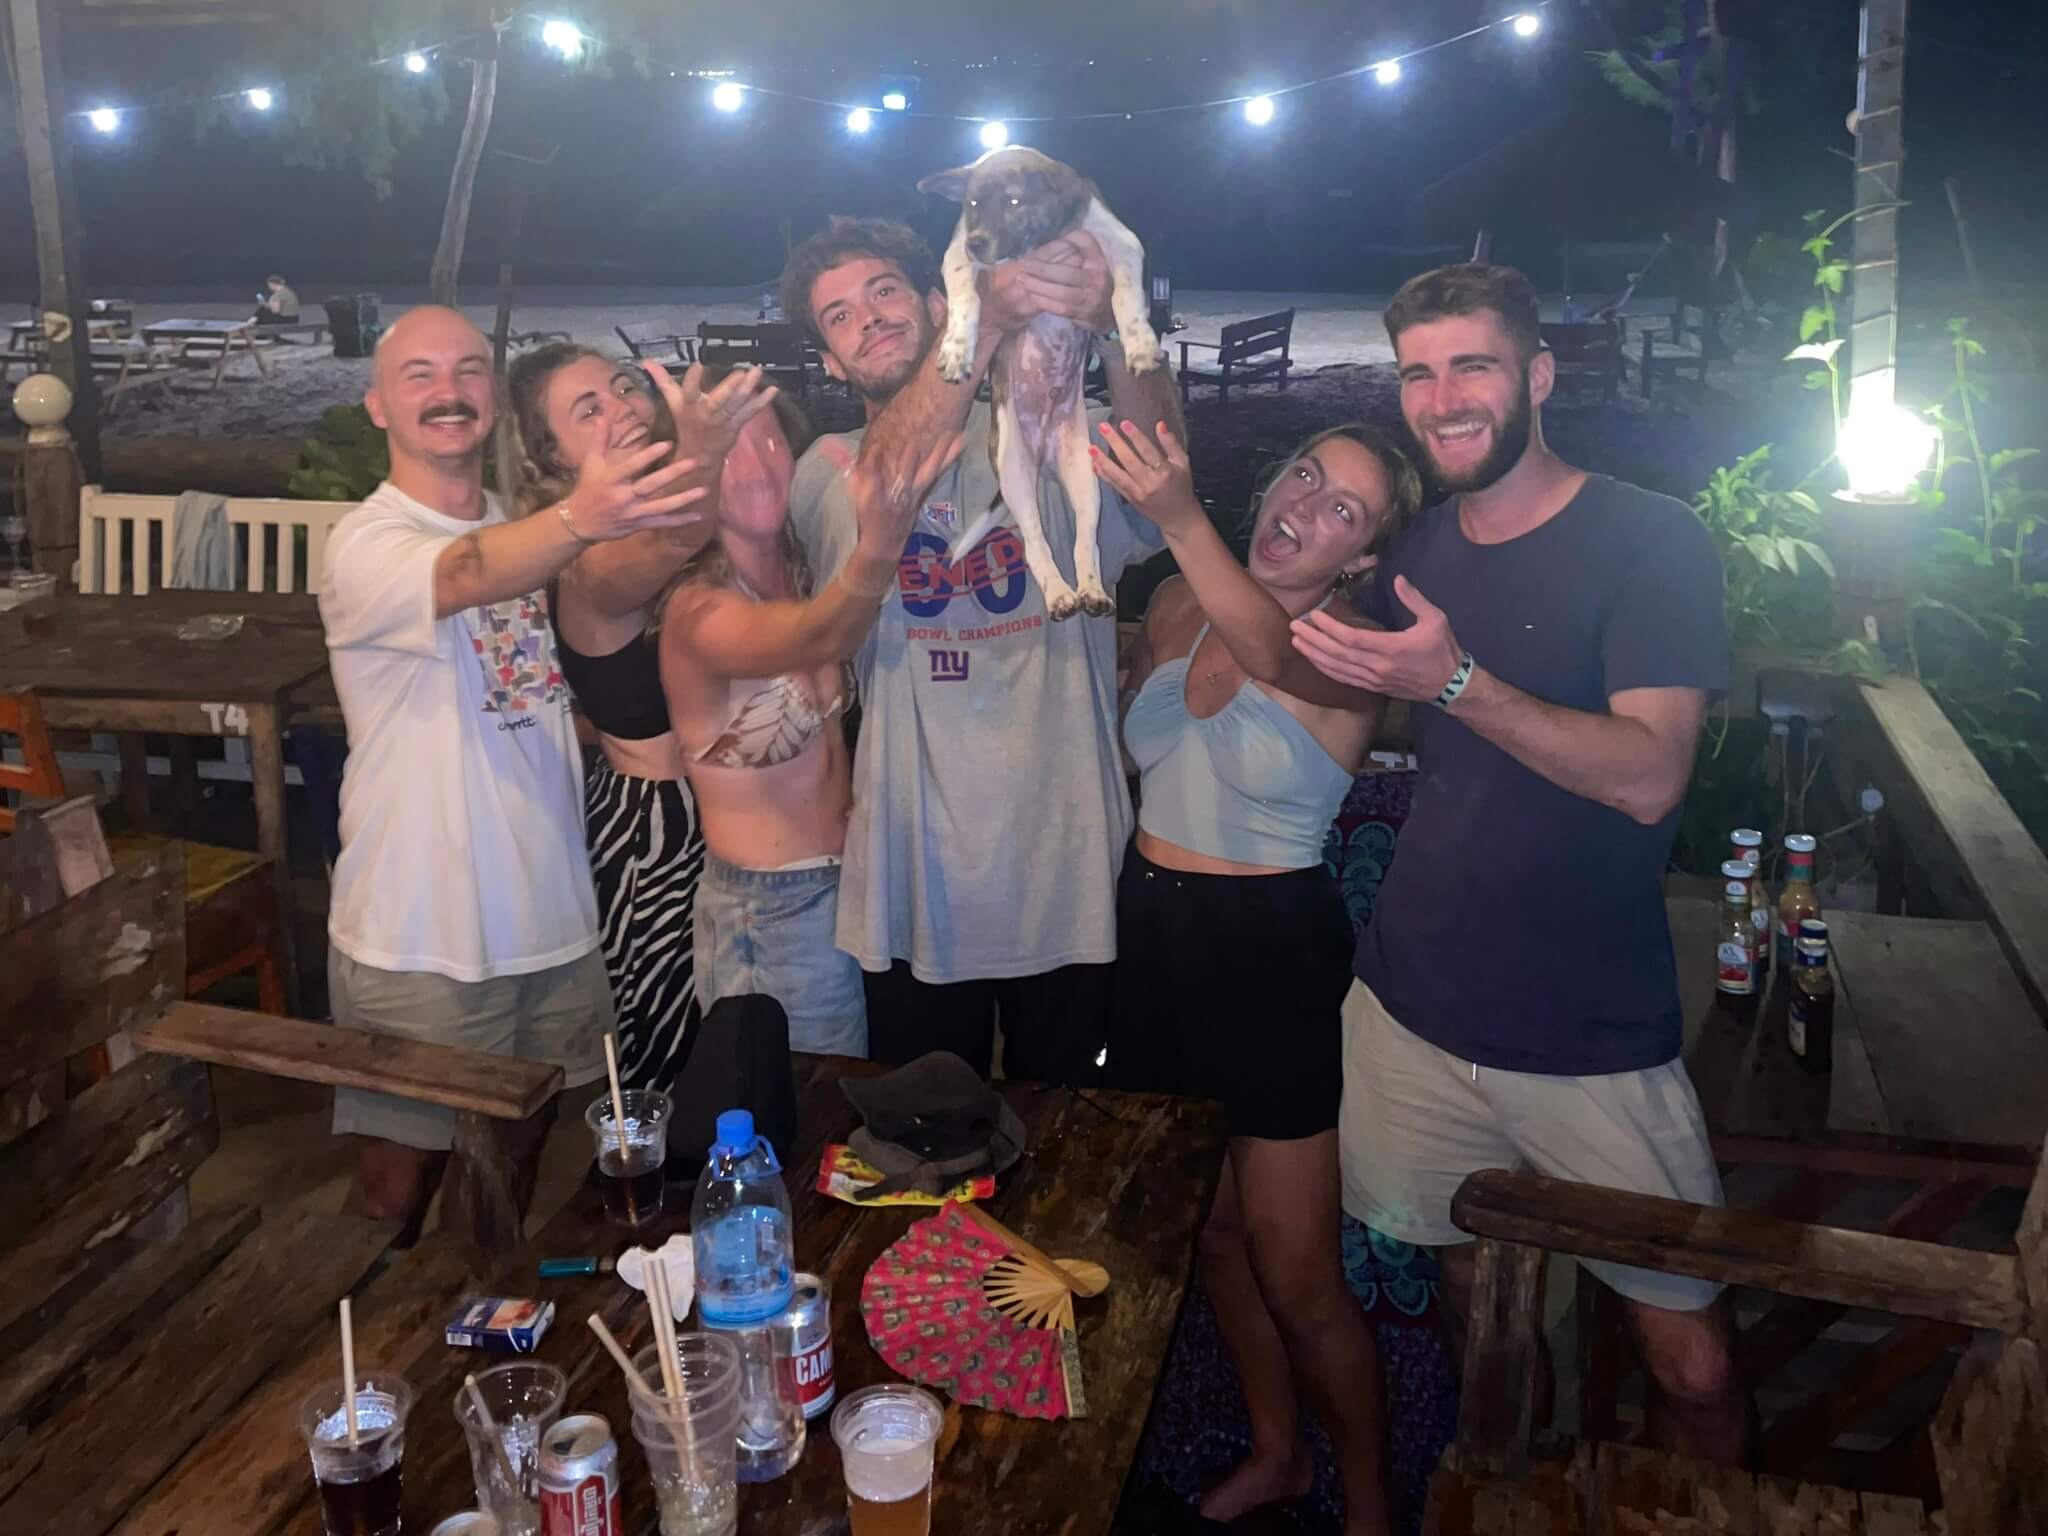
[1373,60,1401,86]
[979,119,1009,149]
[540,19,584,59]
[403,51,429,74]
[88,107,121,133]
[712,81,747,112]
[1243,95,1275,125]
[245,87,274,111]
[1511,13,1542,38]
[846,107,874,134]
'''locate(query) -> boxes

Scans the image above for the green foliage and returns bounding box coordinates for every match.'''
[289,405,389,502]
[1689,445,1837,652]
[1783,209,1855,435]
[1913,320,2048,835]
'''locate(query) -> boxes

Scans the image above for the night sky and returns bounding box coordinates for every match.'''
[4,0,2047,299]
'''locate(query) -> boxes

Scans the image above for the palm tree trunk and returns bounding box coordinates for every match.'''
[430,15,500,308]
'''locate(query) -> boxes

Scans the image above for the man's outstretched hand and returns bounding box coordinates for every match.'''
[1291,576,1464,703]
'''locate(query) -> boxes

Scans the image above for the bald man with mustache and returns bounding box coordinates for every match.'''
[318,306,708,1236]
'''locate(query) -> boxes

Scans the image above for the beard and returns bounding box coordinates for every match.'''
[1423,375,1535,494]
[845,312,937,404]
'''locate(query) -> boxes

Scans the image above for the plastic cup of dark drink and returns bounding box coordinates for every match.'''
[831,1385,944,1536]
[298,1372,414,1536]
[584,1088,672,1227]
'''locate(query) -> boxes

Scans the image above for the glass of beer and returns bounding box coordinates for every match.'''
[584,1087,672,1227]
[298,1371,414,1536]
[830,1384,944,1536]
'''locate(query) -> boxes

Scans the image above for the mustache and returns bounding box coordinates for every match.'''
[420,401,479,424]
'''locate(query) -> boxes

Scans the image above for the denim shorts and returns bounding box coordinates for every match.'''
[693,853,868,1058]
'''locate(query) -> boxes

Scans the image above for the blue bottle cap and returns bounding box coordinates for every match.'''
[712,1108,754,1157]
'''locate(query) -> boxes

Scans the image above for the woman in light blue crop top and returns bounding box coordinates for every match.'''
[1094,418,1421,1534]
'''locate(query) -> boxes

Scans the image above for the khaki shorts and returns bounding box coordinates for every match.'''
[329,947,613,1153]
[1339,979,1724,1313]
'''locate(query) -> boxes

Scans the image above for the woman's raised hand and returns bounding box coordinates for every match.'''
[562,442,709,543]
[650,361,780,461]
[848,430,967,561]
[1090,420,1204,535]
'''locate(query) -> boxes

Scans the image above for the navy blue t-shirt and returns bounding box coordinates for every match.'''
[1357,475,1727,1074]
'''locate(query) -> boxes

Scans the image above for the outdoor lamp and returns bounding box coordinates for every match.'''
[979,120,1009,149]
[1829,377,1937,655]
[245,87,274,110]
[882,92,908,112]
[404,51,429,74]
[846,107,874,133]
[12,373,74,446]
[712,81,747,112]
[1243,95,1276,125]
[1836,386,1938,502]
[1511,13,1542,38]
[88,107,120,133]
[1374,60,1402,86]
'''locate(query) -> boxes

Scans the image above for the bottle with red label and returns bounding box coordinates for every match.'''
[1775,834,1821,971]
[1729,829,1771,979]
[1714,865,1759,1017]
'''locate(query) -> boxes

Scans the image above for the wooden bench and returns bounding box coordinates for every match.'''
[0,804,566,1531]
[255,319,330,346]
[1177,307,1295,404]
[1540,319,1625,402]
[1427,1138,2048,1534]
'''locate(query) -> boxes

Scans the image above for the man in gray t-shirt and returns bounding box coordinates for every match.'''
[779,215,1182,1086]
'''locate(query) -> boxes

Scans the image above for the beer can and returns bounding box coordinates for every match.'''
[538,1413,622,1536]
[429,1515,501,1536]
[779,1271,836,1419]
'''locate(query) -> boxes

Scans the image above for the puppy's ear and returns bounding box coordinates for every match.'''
[917,164,974,203]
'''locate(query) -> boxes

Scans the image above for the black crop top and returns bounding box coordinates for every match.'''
[553,622,672,741]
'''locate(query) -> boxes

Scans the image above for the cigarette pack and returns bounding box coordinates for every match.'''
[444,1295,556,1353]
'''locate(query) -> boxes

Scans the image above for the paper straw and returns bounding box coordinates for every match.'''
[464,1373,523,1493]
[601,1033,636,1222]
[338,1298,360,1449]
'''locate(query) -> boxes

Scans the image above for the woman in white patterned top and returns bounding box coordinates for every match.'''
[658,378,960,1056]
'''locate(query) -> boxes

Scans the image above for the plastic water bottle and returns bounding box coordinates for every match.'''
[691,1109,804,1482]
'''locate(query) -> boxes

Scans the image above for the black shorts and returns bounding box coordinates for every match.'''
[1109,845,1351,1141]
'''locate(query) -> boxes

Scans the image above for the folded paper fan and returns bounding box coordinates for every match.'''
[860,1202,1086,1420]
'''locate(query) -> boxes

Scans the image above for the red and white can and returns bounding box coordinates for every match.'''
[778,1271,835,1419]
[538,1413,621,1536]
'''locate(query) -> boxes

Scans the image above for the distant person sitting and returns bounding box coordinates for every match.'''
[253,274,300,325]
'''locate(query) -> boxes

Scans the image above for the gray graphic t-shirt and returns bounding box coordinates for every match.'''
[788,400,1161,982]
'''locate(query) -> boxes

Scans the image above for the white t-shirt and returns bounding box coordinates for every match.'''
[319,482,598,981]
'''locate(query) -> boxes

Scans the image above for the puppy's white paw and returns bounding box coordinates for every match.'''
[1076,579,1116,618]
[936,328,974,383]
[1042,577,1082,622]
[1122,324,1164,376]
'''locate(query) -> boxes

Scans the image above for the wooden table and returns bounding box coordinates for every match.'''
[1672,895,2048,1149]
[141,318,274,390]
[115,1057,1228,1536]
[0,588,330,1009]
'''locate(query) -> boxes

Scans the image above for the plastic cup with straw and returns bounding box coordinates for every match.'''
[585,1033,671,1226]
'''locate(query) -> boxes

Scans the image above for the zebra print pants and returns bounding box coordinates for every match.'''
[585,757,705,1092]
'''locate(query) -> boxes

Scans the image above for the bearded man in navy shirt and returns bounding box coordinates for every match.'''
[1293,264,1748,1465]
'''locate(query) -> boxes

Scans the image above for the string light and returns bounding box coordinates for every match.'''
[540,18,584,59]
[979,119,1009,149]
[882,91,909,112]
[1373,60,1402,86]
[846,106,874,133]
[1511,13,1542,38]
[712,81,747,112]
[403,51,429,74]
[245,87,274,110]
[1243,94,1275,125]
[88,107,121,133]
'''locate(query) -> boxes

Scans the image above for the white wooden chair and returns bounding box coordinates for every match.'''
[76,486,356,597]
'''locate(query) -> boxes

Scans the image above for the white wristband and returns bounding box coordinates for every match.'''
[1433,651,1475,709]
